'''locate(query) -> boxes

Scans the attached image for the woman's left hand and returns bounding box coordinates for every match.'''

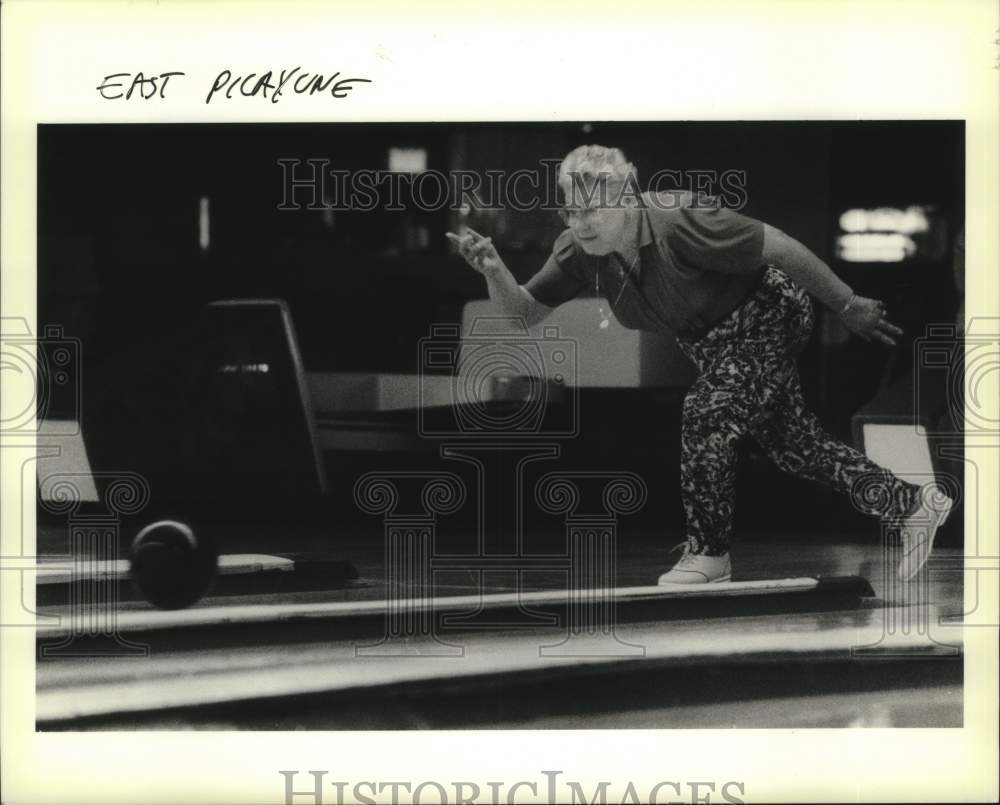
[839,295,904,346]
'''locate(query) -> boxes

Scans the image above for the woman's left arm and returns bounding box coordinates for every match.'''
[761,223,903,346]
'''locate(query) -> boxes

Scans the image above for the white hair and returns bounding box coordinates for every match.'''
[558,144,638,203]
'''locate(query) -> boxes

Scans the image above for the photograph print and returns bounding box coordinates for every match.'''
[33,120,966,731]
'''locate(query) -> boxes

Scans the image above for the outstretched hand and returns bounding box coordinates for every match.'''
[446,227,504,276]
[840,295,904,346]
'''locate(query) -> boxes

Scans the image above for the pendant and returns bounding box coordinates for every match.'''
[600,318,610,329]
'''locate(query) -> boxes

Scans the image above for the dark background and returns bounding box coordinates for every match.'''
[37,121,964,539]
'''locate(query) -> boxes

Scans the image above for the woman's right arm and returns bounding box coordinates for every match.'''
[447,227,554,327]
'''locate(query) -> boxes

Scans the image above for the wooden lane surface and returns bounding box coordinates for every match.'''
[35,576,872,638]
[36,604,961,726]
[36,554,295,585]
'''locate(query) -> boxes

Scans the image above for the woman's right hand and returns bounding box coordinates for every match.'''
[840,294,904,346]
[446,227,505,277]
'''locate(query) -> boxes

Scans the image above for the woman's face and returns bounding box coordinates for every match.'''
[560,183,629,255]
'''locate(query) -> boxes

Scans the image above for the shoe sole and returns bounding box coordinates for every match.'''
[657,572,732,586]
[899,494,954,582]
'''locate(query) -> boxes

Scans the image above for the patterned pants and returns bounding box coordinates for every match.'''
[676,267,921,556]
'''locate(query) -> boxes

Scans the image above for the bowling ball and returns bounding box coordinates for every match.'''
[128,520,217,609]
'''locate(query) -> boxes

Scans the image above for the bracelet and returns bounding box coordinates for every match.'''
[838,293,857,315]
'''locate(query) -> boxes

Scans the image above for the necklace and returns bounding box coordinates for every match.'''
[596,252,639,329]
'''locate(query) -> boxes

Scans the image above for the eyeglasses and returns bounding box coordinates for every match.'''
[558,205,607,225]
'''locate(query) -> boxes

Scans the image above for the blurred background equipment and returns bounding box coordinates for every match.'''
[86,298,327,508]
[36,121,964,537]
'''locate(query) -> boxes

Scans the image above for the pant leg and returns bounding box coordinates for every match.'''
[679,350,791,555]
[677,267,812,555]
[730,266,921,519]
[748,368,922,520]
[678,265,924,554]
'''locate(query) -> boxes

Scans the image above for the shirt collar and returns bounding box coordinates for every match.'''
[608,207,652,279]
[638,204,654,248]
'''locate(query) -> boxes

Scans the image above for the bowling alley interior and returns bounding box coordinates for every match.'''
[34,121,968,730]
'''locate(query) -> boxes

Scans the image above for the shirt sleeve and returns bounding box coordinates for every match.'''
[670,197,765,276]
[522,229,590,307]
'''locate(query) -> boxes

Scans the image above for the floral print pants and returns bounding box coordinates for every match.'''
[676,267,920,556]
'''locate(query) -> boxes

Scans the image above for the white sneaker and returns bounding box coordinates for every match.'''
[897,485,955,581]
[658,544,732,585]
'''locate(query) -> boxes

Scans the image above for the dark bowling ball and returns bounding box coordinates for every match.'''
[129,520,217,610]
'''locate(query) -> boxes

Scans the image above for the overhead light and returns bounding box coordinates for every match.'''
[388,147,427,174]
[198,197,210,251]
[836,233,916,263]
[838,205,932,235]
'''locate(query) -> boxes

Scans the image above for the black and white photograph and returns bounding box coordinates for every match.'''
[2,2,997,804]
[31,119,968,732]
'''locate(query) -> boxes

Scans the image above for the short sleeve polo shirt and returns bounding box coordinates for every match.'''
[524,191,766,338]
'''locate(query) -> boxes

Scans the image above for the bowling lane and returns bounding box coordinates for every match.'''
[34,534,966,730]
[37,602,963,729]
[34,522,967,611]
